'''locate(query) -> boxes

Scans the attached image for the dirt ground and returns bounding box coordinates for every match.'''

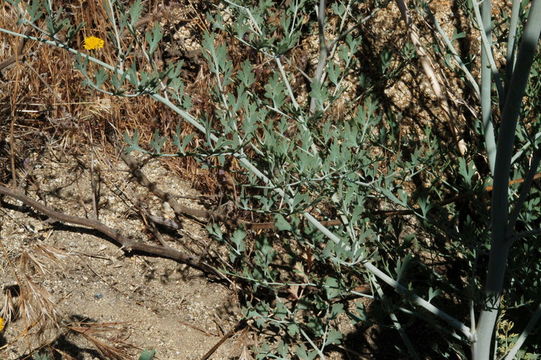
[0,144,244,359]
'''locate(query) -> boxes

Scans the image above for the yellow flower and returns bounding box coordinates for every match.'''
[83,36,105,50]
[0,317,4,332]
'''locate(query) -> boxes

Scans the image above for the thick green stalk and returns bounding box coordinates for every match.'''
[474,1,541,358]
[505,0,522,86]
[481,0,496,175]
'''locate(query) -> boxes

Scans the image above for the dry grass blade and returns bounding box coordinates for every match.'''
[52,347,78,360]
[33,243,70,262]
[68,322,133,360]
[18,276,61,328]
[1,284,18,323]
[19,251,49,276]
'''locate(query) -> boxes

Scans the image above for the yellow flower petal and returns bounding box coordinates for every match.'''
[0,317,4,332]
[84,36,105,50]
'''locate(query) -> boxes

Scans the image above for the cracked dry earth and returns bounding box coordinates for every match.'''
[0,145,243,359]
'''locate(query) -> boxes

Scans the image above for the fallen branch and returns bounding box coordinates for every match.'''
[0,184,219,276]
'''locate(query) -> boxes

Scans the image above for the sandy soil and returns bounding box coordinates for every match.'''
[0,145,243,359]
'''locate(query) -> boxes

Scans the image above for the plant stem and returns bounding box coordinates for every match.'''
[480,0,496,174]
[474,1,541,357]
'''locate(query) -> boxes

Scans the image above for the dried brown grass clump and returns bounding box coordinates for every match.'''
[0,244,64,353]
[0,242,136,359]
[64,321,134,360]
[0,1,219,191]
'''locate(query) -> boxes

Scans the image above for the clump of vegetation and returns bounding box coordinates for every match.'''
[1,0,540,358]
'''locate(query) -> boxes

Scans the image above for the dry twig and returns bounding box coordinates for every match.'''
[0,184,219,276]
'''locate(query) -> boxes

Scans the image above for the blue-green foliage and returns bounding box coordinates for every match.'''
[6,0,541,358]
[138,349,156,360]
